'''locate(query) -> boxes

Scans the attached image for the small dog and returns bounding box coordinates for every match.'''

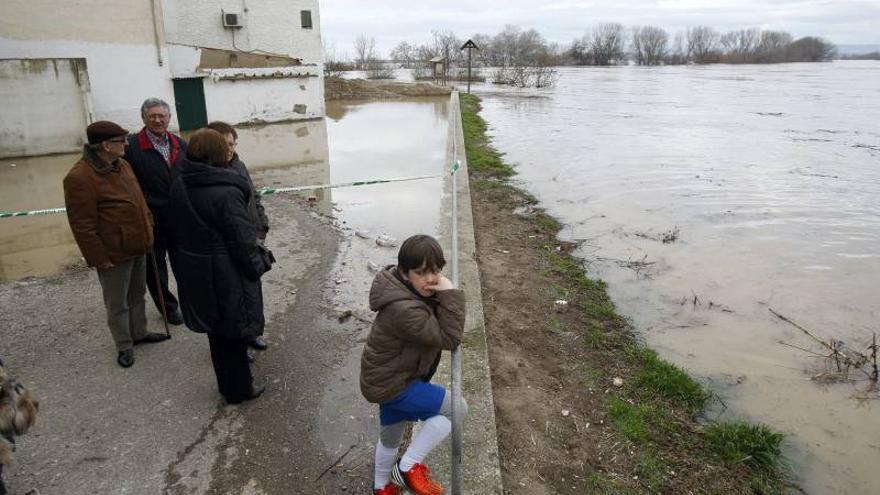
[0,359,39,495]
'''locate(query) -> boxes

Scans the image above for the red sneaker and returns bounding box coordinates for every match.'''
[392,462,444,495]
[374,483,402,495]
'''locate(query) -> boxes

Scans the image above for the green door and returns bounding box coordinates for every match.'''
[172,78,208,130]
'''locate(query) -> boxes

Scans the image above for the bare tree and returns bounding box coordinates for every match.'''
[720,28,761,62]
[565,37,591,65]
[632,26,669,65]
[786,36,837,62]
[410,43,437,79]
[492,66,558,88]
[432,29,462,71]
[353,34,376,70]
[365,59,394,79]
[471,33,496,66]
[665,30,687,64]
[390,41,417,68]
[516,28,548,64]
[757,30,793,62]
[323,38,353,76]
[493,25,521,66]
[687,26,719,63]
[590,23,626,65]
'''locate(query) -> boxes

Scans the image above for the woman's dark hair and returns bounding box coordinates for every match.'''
[206,121,238,140]
[186,129,228,168]
[398,234,446,273]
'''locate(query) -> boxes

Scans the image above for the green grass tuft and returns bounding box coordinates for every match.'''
[608,397,650,443]
[472,178,504,191]
[704,422,785,473]
[585,472,639,494]
[628,346,709,413]
[534,212,561,233]
[460,94,516,178]
[634,450,668,492]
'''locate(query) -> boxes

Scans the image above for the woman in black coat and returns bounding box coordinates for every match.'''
[166,129,271,404]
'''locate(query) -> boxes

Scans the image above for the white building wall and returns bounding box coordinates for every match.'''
[0,0,324,154]
[0,0,180,154]
[0,59,91,157]
[0,39,177,133]
[163,0,325,125]
[203,69,324,124]
[162,0,323,64]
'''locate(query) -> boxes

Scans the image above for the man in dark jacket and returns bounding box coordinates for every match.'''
[205,121,271,352]
[125,97,187,325]
[166,129,271,404]
[63,121,170,368]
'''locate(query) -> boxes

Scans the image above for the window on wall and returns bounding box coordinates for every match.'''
[301,10,313,29]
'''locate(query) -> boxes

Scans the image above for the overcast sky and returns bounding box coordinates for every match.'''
[320,0,880,56]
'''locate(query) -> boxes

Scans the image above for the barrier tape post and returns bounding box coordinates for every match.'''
[450,92,463,495]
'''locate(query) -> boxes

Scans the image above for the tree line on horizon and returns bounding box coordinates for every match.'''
[328,23,839,72]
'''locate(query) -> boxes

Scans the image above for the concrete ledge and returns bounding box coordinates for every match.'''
[431,90,504,494]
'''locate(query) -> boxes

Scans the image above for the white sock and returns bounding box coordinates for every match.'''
[374,440,399,489]
[399,415,451,472]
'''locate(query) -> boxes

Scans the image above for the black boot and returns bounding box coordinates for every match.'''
[0,463,7,495]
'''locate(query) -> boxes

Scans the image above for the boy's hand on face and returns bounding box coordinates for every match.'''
[428,275,454,292]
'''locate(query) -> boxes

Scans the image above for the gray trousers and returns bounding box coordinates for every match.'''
[97,256,148,352]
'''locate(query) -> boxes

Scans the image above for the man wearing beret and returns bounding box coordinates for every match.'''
[63,121,170,368]
[125,97,187,326]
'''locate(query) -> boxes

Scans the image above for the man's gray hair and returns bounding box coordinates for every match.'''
[141,97,171,117]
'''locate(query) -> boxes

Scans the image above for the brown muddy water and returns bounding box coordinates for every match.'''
[0,98,449,281]
[473,61,880,493]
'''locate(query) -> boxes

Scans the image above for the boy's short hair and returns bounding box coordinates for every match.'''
[398,235,446,273]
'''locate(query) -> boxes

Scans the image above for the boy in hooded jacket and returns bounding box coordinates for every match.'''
[360,235,466,495]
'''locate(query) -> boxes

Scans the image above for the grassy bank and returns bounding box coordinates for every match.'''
[461,92,788,494]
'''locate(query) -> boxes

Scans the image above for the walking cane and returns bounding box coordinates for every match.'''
[149,248,172,338]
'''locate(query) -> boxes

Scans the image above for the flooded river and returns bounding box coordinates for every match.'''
[473,61,880,493]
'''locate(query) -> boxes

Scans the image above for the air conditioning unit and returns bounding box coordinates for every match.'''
[222,10,243,28]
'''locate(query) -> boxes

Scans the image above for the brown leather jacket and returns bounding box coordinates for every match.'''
[360,267,465,404]
[63,147,153,267]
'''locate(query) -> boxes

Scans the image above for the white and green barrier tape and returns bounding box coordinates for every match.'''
[0,174,441,219]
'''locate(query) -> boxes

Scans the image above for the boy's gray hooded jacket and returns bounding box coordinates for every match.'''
[360,267,465,404]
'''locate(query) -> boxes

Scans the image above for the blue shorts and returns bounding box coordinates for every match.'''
[379,380,446,426]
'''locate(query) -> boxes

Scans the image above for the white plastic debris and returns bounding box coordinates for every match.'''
[554,300,569,313]
[561,409,570,417]
[375,234,398,248]
[612,377,624,387]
